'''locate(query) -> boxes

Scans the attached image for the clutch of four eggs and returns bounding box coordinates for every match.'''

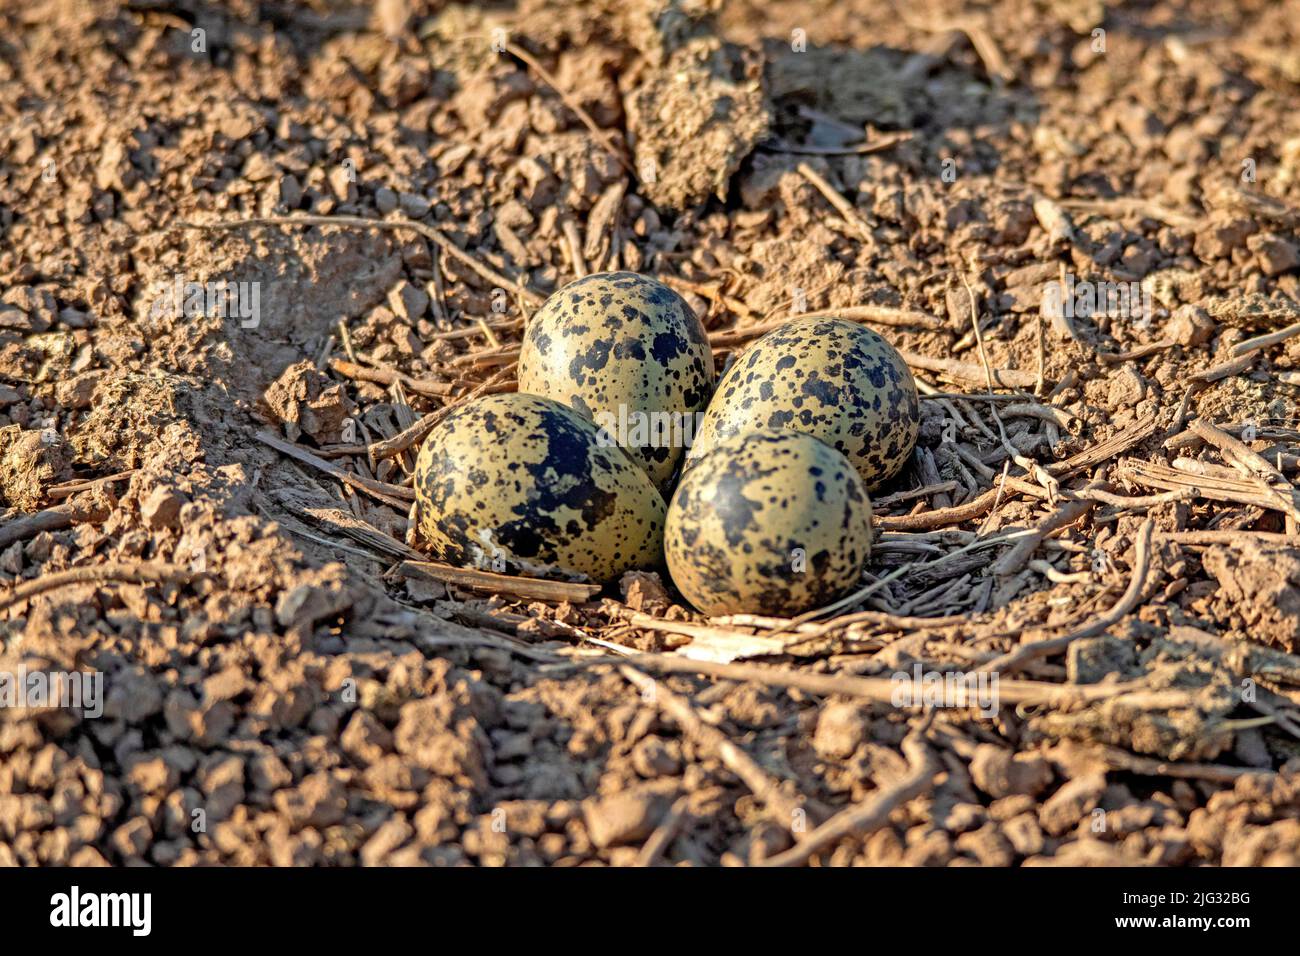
[413,272,919,615]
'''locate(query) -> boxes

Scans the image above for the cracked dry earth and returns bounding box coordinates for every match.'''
[5,0,1300,867]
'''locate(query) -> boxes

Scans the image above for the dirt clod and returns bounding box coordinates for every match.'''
[263,362,355,445]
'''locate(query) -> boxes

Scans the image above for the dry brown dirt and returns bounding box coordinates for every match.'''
[4,0,1300,867]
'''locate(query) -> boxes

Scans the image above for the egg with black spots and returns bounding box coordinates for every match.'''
[413,393,665,583]
[665,429,873,617]
[687,318,919,490]
[518,271,714,489]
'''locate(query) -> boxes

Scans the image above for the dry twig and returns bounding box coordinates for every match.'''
[503,41,633,173]
[978,519,1156,676]
[618,650,1177,709]
[618,665,811,838]
[256,431,414,509]
[400,560,599,604]
[329,359,453,398]
[759,716,939,867]
[368,364,517,462]
[635,796,691,867]
[708,305,945,347]
[0,497,111,550]
[878,414,1158,531]
[796,163,873,242]
[0,563,199,615]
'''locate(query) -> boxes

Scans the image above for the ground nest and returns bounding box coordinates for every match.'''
[4,0,1300,867]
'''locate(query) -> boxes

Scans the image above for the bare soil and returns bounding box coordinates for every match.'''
[3,0,1300,866]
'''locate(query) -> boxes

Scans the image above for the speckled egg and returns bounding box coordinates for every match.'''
[665,429,873,617]
[413,392,665,583]
[687,318,919,490]
[518,271,714,489]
